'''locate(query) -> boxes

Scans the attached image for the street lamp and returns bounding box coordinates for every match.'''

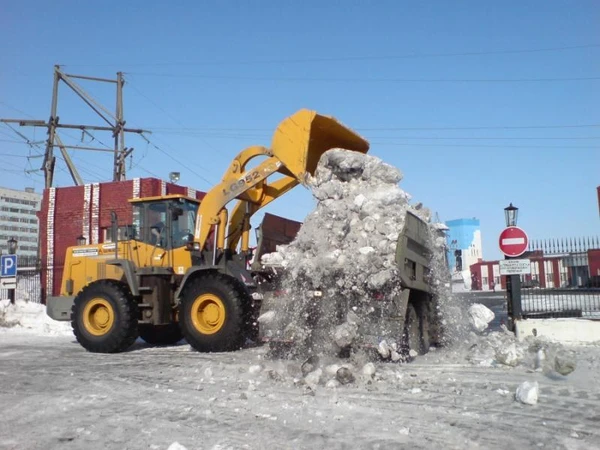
[7,237,17,255]
[504,203,519,227]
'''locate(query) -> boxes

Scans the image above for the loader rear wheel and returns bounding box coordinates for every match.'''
[72,281,138,353]
[179,274,246,352]
[139,324,183,346]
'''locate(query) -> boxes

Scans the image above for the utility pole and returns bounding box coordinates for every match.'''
[1,65,148,188]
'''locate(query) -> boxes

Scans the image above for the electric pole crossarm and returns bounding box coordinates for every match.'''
[64,74,118,84]
[50,144,114,152]
[1,119,148,134]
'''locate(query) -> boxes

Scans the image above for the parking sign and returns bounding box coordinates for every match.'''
[1,255,17,277]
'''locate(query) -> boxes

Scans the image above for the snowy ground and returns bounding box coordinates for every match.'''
[1,301,600,450]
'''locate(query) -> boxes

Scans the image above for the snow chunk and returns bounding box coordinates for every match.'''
[468,304,495,332]
[377,340,391,359]
[554,351,577,376]
[362,362,376,378]
[515,381,539,405]
[248,365,262,375]
[336,367,355,385]
[496,343,523,367]
[257,310,276,324]
[167,443,188,450]
[333,322,358,349]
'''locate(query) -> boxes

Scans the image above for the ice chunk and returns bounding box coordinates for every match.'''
[168,443,188,450]
[377,340,391,359]
[248,365,262,375]
[554,352,577,376]
[496,343,523,367]
[326,379,341,389]
[257,310,276,324]
[304,369,323,388]
[468,304,495,332]
[333,322,358,348]
[362,362,376,378]
[515,381,539,405]
[336,367,355,385]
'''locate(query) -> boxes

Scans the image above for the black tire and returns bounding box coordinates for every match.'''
[179,273,246,352]
[420,303,431,353]
[403,303,424,356]
[139,324,183,346]
[71,280,138,353]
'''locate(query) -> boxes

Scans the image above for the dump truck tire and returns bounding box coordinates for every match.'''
[71,280,138,353]
[419,303,431,353]
[139,324,183,346]
[179,273,245,352]
[403,303,424,356]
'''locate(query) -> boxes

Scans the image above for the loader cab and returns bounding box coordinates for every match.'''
[130,195,199,251]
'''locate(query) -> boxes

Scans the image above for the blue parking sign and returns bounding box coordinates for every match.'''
[1,255,17,277]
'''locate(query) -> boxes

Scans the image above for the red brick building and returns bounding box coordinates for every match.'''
[470,247,600,291]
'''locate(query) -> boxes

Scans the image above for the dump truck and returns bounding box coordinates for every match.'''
[255,210,447,358]
[46,109,370,353]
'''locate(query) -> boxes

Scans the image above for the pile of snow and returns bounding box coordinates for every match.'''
[260,149,449,359]
[0,299,72,336]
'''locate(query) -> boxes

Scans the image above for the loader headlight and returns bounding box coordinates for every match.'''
[186,241,202,251]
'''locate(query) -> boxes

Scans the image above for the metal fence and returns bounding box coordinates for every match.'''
[519,236,600,319]
[0,255,42,304]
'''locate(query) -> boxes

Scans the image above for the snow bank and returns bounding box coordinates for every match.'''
[0,299,72,336]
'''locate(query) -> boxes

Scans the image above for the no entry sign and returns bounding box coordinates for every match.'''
[499,226,529,257]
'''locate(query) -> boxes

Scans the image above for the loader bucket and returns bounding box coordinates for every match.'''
[271,109,370,182]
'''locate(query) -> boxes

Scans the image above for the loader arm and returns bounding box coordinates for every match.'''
[226,175,300,253]
[192,109,370,253]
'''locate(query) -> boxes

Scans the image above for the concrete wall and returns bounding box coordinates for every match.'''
[516,318,600,345]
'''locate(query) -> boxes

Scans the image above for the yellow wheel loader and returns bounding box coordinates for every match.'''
[46,109,370,353]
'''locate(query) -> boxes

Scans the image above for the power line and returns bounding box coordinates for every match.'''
[138,134,215,187]
[140,123,600,132]
[62,43,600,67]
[126,73,600,83]
[370,141,598,149]
[125,75,221,154]
[148,130,600,140]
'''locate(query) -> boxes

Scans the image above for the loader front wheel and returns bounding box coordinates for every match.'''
[139,324,183,346]
[179,274,246,352]
[72,281,138,353]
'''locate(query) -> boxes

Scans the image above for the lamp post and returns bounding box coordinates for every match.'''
[7,238,17,305]
[503,203,522,329]
[504,203,518,227]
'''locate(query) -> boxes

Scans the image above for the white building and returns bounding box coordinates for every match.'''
[0,187,42,258]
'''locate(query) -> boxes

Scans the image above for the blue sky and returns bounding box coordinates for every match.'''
[1,1,598,260]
